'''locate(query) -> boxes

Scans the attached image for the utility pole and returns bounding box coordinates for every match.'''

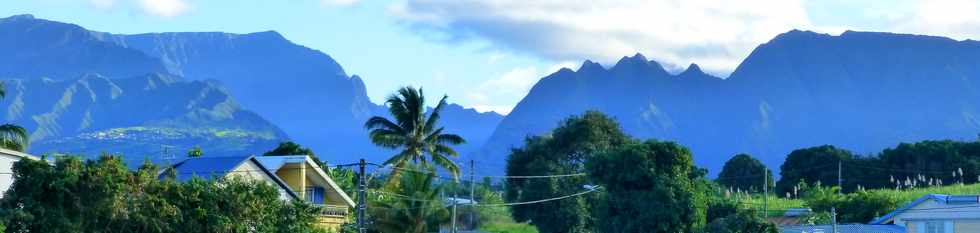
[831,207,839,233]
[469,160,476,230]
[357,159,366,233]
[451,184,458,233]
[763,168,768,220]
[838,160,843,195]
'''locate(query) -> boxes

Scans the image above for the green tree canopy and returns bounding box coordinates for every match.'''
[264,141,315,156]
[776,145,855,195]
[505,111,631,233]
[717,153,773,192]
[365,86,465,178]
[187,146,203,157]
[0,155,327,233]
[587,140,704,233]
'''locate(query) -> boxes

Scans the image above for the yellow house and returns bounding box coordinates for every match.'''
[254,156,356,230]
[165,155,356,231]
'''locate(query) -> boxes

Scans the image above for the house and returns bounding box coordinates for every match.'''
[0,148,40,198]
[870,194,980,233]
[164,155,355,231]
[781,224,907,233]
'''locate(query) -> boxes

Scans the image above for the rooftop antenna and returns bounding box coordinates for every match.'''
[161,145,175,166]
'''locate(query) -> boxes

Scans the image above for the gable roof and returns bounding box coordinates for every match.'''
[253,155,356,207]
[0,148,40,161]
[164,155,300,200]
[869,194,980,224]
[781,224,905,233]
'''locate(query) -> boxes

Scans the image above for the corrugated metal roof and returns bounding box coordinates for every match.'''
[167,155,253,182]
[781,224,905,233]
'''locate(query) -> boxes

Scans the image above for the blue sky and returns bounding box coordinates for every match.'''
[4,0,980,114]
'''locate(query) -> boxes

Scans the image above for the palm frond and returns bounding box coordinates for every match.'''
[369,129,407,148]
[434,133,465,145]
[364,116,404,132]
[423,95,447,133]
[0,124,28,152]
[430,153,460,180]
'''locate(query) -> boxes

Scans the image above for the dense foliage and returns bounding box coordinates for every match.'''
[505,111,631,233]
[802,185,900,223]
[775,145,855,195]
[717,154,773,192]
[704,210,778,233]
[264,141,316,157]
[0,156,327,233]
[368,165,448,233]
[775,140,980,195]
[587,140,704,233]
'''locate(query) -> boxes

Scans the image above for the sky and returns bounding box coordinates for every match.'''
[4,0,980,114]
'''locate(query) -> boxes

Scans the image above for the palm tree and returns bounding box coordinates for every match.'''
[364,86,465,178]
[0,82,28,152]
[369,165,449,233]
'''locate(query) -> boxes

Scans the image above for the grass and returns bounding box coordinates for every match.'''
[479,221,538,233]
[734,183,980,217]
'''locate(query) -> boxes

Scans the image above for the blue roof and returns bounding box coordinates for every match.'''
[781,224,905,233]
[869,194,979,224]
[167,155,254,182]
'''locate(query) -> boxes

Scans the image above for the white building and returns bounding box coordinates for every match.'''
[0,148,39,198]
[870,194,980,233]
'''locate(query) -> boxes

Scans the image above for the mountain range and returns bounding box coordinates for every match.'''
[5,14,980,175]
[0,14,502,165]
[479,30,980,174]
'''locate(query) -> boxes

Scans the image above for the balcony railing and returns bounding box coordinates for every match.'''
[315,204,349,217]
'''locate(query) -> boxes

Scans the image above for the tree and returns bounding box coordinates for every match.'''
[505,111,631,233]
[704,210,778,233]
[264,141,330,169]
[264,141,315,157]
[187,146,203,157]
[587,140,704,233]
[717,154,773,192]
[0,82,29,152]
[369,164,448,233]
[0,155,327,233]
[776,145,855,195]
[364,86,465,177]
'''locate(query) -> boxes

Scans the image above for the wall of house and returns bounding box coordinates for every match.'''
[0,154,20,198]
[0,149,37,198]
[955,219,980,232]
[277,163,307,199]
[231,161,294,200]
[906,222,917,233]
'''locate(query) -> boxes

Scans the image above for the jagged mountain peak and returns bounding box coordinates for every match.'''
[578,60,605,73]
[679,63,704,76]
[1,14,35,22]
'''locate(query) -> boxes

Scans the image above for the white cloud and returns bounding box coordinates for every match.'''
[389,0,814,76]
[321,0,361,7]
[894,0,980,40]
[464,61,577,114]
[140,0,190,18]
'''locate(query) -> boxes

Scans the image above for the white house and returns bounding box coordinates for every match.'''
[0,148,39,198]
[870,194,980,233]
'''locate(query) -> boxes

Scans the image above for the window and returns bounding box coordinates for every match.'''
[920,221,951,233]
[305,187,325,204]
